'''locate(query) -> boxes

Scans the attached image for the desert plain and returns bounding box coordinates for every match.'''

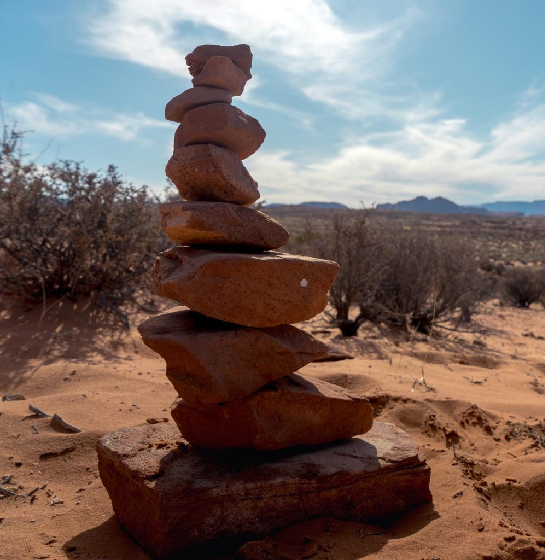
[1,251,545,560]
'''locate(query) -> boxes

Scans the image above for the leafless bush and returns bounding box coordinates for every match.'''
[502,267,545,308]
[298,210,384,336]
[0,124,167,309]
[360,230,489,333]
[299,212,489,335]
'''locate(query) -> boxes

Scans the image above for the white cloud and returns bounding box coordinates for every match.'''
[6,93,172,141]
[247,94,545,206]
[83,0,425,121]
[76,2,545,203]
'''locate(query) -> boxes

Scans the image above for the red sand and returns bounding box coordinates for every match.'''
[1,296,545,559]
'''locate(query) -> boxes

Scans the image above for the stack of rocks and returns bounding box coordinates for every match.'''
[98,44,431,560]
[138,43,373,451]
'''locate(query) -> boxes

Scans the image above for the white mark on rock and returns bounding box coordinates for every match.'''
[300,278,308,288]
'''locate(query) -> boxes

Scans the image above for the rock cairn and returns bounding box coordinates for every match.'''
[138,43,374,451]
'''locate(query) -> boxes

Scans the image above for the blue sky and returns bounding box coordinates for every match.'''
[1,0,545,206]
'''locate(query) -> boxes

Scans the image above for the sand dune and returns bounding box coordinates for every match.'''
[1,296,545,559]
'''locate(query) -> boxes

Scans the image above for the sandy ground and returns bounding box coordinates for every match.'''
[1,296,545,560]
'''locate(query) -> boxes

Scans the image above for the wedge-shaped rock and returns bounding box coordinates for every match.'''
[166,145,259,205]
[138,309,327,405]
[192,56,248,96]
[152,247,340,328]
[174,104,266,160]
[186,43,252,78]
[165,86,232,123]
[98,421,431,559]
[159,201,289,249]
[171,373,374,450]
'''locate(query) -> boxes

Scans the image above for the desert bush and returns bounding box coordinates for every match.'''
[502,267,545,308]
[299,212,489,335]
[298,210,384,336]
[0,124,166,309]
[359,229,489,334]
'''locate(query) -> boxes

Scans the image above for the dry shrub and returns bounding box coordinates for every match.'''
[361,229,489,333]
[502,267,545,308]
[298,210,382,336]
[0,124,166,308]
[300,211,489,335]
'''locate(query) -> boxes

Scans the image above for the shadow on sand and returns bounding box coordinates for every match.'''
[0,296,144,390]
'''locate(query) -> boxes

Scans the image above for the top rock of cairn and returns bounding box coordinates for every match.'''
[141,44,372,451]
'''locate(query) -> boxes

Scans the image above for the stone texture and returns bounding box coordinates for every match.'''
[192,56,248,96]
[166,144,259,205]
[152,247,340,328]
[165,86,232,123]
[314,345,355,362]
[159,200,289,249]
[186,44,252,78]
[97,421,432,559]
[174,104,266,160]
[137,308,328,405]
[171,372,374,450]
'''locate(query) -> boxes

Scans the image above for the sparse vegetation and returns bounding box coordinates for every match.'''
[501,267,545,308]
[296,210,489,335]
[0,124,167,309]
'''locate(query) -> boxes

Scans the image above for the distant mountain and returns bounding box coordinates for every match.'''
[377,196,489,215]
[266,201,349,209]
[480,200,545,216]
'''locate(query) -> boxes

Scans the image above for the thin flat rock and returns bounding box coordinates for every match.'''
[171,372,374,450]
[165,87,232,123]
[174,103,266,160]
[166,144,259,205]
[159,200,289,249]
[314,345,355,362]
[151,247,340,328]
[97,421,432,559]
[138,308,328,405]
[186,44,252,78]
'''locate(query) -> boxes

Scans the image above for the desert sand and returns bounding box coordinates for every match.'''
[1,295,545,560]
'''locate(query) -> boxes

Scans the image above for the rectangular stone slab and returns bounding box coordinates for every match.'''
[97,422,432,559]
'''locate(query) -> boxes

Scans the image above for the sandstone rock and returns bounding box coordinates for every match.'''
[314,345,355,362]
[174,104,266,160]
[152,247,340,328]
[166,144,259,205]
[97,421,432,559]
[171,372,374,450]
[159,200,289,249]
[138,308,328,405]
[186,44,252,78]
[192,56,248,96]
[165,86,232,123]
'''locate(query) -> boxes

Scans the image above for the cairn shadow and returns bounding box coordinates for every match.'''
[0,296,146,390]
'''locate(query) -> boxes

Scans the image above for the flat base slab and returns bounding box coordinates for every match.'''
[97,422,432,559]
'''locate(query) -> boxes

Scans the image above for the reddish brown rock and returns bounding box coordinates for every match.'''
[152,247,340,328]
[97,421,431,559]
[174,104,266,160]
[171,373,373,450]
[314,345,355,362]
[166,144,259,205]
[137,309,327,405]
[165,86,232,123]
[159,200,289,249]
[186,44,252,78]
[192,56,248,96]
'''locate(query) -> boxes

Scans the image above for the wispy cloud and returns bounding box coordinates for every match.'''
[83,0,425,122]
[80,2,545,203]
[247,88,545,206]
[6,93,172,141]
